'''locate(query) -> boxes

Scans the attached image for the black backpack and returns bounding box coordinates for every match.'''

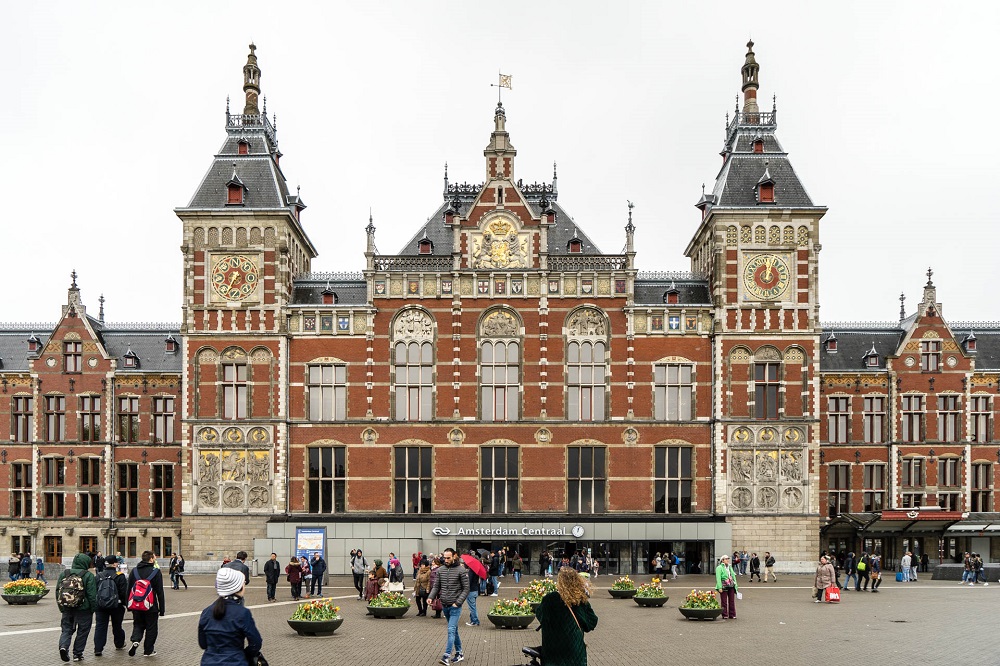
[96,571,119,610]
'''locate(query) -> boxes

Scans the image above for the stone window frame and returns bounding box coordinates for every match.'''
[564,307,610,423]
[654,444,693,514]
[151,463,175,519]
[652,360,695,421]
[862,463,886,512]
[477,307,523,423]
[567,443,607,514]
[480,443,519,514]
[827,395,850,444]
[307,362,347,422]
[971,395,993,444]
[862,395,886,444]
[390,308,436,422]
[307,444,346,514]
[393,444,432,514]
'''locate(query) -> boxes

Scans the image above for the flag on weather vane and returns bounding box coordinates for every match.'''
[492,72,512,103]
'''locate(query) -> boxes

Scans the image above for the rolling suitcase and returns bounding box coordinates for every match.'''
[895,572,904,582]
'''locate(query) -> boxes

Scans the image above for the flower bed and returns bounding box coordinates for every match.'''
[610,576,636,591]
[290,598,341,622]
[634,579,666,598]
[517,579,556,605]
[3,579,47,596]
[368,591,410,608]
[679,589,722,620]
[487,597,535,629]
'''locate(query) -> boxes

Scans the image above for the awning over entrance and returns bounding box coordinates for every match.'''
[945,513,1000,533]
[823,510,964,535]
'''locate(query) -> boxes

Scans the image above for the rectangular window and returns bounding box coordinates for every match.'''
[901,492,924,509]
[308,365,346,421]
[971,396,992,444]
[151,464,174,518]
[937,457,960,487]
[222,364,248,419]
[13,396,33,442]
[11,462,32,518]
[972,463,992,512]
[152,397,175,443]
[863,397,886,444]
[901,458,925,487]
[45,396,66,442]
[393,341,433,421]
[118,397,140,443]
[937,492,960,511]
[394,446,432,513]
[481,446,519,513]
[79,536,98,554]
[827,464,850,517]
[654,446,693,513]
[753,362,780,420]
[116,536,137,559]
[827,397,849,444]
[79,492,101,518]
[307,446,346,513]
[44,457,65,486]
[79,457,101,486]
[901,395,924,443]
[43,492,65,518]
[862,463,885,512]
[566,341,607,422]
[117,463,139,518]
[151,536,173,558]
[920,340,941,372]
[80,395,101,442]
[64,341,82,373]
[567,446,606,514]
[480,341,520,422]
[937,395,960,442]
[654,364,693,420]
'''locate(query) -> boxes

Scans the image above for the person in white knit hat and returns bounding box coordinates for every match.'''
[197,567,263,665]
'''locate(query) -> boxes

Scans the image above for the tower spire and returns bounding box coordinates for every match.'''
[243,43,261,115]
[484,101,516,180]
[741,40,760,119]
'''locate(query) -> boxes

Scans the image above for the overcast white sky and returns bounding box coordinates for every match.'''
[2,1,997,325]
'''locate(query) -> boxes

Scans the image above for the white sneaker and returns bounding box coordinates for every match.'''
[986,583,990,586]
[490,593,498,596]
[969,582,975,586]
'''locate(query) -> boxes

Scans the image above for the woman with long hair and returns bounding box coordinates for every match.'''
[285,557,303,601]
[534,566,598,666]
[198,567,262,666]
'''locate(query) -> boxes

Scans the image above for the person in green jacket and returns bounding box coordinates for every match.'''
[715,554,739,619]
[57,552,98,661]
[535,567,598,666]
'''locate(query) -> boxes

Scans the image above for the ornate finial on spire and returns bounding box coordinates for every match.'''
[262,95,267,116]
[297,184,301,196]
[242,42,261,115]
[899,292,906,321]
[226,95,230,114]
[626,200,635,233]
[741,40,760,118]
[70,269,78,289]
[367,208,375,232]
[701,183,706,196]
[926,266,934,286]
[735,95,740,114]
[99,294,105,323]
[443,162,449,196]
[772,94,777,112]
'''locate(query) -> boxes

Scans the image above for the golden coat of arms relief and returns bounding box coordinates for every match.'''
[471,217,529,269]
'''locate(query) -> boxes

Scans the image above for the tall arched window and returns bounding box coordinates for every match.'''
[479,309,521,422]
[565,308,609,422]
[392,310,435,421]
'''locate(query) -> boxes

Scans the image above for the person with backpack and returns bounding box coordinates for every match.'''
[198,567,263,666]
[126,551,166,657]
[57,552,98,662]
[20,552,32,580]
[36,557,47,584]
[93,554,129,656]
[856,552,871,591]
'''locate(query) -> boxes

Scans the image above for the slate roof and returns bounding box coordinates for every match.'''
[818,325,1000,371]
[954,328,1000,371]
[0,330,51,372]
[291,280,369,306]
[184,155,290,209]
[634,280,712,306]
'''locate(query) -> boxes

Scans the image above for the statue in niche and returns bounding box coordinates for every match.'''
[394,310,433,339]
[482,311,517,338]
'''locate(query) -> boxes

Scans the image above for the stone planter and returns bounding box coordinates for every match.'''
[367,604,409,619]
[609,588,637,599]
[487,613,535,629]
[633,595,668,607]
[679,607,723,621]
[287,617,344,636]
[2,593,46,605]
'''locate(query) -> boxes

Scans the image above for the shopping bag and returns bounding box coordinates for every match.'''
[825,586,841,603]
[387,581,404,592]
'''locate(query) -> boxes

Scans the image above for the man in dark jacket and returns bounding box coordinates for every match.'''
[464,551,482,627]
[488,552,501,596]
[57,552,98,662]
[127,551,165,657]
[263,553,280,602]
[428,548,470,666]
[93,555,129,655]
[223,550,251,585]
[93,551,106,573]
[309,552,327,597]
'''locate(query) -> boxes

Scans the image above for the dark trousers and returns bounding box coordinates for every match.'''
[94,605,126,653]
[291,582,302,599]
[353,573,364,596]
[872,575,882,591]
[310,574,323,596]
[749,568,761,581]
[416,592,428,615]
[59,609,94,657]
[719,588,736,618]
[266,580,277,600]
[856,571,870,590]
[130,610,159,655]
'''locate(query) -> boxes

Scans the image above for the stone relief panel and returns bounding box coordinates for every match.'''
[195,425,273,513]
[566,308,607,337]
[727,424,808,514]
[481,310,519,338]
[393,309,434,340]
[470,217,529,269]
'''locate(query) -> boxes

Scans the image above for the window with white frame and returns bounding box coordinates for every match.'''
[45,396,66,442]
[80,395,101,442]
[901,395,924,443]
[480,340,520,422]
[151,464,174,518]
[901,457,925,487]
[971,396,992,444]
[972,463,992,512]
[44,457,65,486]
[13,396,32,442]
[862,463,885,511]
[827,397,850,444]
[566,340,607,421]
[863,396,886,444]
[393,341,434,421]
[481,446,519,513]
[938,490,960,511]
[118,397,140,443]
[568,446,606,513]
[654,364,693,420]
[753,362,780,420]
[654,446,692,513]
[308,365,347,421]
[11,462,32,518]
[901,492,924,509]
[152,397,175,443]
[936,395,960,442]
[117,463,139,518]
[394,446,431,513]
[827,463,850,517]
[307,446,346,513]
[64,341,82,373]
[920,340,941,371]
[222,363,248,419]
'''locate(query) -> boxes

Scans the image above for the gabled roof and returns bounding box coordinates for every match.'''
[0,324,181,374]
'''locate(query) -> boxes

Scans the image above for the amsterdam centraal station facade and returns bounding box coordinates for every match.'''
[1,44,997,574]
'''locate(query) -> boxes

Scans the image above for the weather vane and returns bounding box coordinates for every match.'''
[491,72,512,103]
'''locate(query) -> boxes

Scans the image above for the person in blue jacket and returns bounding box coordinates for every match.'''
[198,567,262,666]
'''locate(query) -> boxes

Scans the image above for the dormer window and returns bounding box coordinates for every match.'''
[418,239,433,255]
[863,343,879,368]
[227,183,244,205]
[322,290,337,305]
[27,335,40,353]
[753,139,764,153]
[123,348,139,369]
[164,336,178,354]
[568,239,582,253]
[758,182,775,203]
[965,333,977,353]
[825,333,838,353]
[237,139,249,155]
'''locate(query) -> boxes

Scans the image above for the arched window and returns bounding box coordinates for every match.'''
[566,308,609,422]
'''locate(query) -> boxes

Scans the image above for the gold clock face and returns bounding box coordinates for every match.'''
[743,253,790,301]
[212,255,260,301]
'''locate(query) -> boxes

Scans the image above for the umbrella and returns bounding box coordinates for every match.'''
[476,548,490,557]
[461,554,488,579]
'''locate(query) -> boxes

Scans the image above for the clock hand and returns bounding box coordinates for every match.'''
[229,271,240,286]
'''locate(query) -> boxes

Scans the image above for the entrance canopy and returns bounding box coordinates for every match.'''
[823,510,964,536]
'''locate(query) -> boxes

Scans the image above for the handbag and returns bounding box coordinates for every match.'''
[431,597,443,612]
[253,654,269,666]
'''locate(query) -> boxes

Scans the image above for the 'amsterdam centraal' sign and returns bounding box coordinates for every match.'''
[431,525,585,538]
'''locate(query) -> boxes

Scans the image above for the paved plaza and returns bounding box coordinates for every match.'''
[1,573,997,665]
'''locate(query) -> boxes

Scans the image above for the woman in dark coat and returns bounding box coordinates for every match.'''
[535,566,598,666]
[285,557,303,600]
[198,567,262,666]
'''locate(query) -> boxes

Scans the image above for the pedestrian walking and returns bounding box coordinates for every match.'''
[20,552,32,581]
[263,553,280,602]
[763,552,778,582]
[715,555,739,619]
[463,552,481,627]
[36,557,47,583]
[920,552,929,573]
[223,551,251,586]
[670,552,680,579]
[198,567,263,666]
[539,550,551,578]
[842,552,857,591]
[350,549,368,599]
[93,555,128,656]
[310,552,327,597]
[126,551,166,657]
[57,552,98,662]
[285,557,303,600]
[512,552,523,583]
[429,557,443,619]
[870,553,882,593]
[175,553,188,590]
[8,553,19,581]
[534,567,599,666]
[93,552,105,574]
[488,551,501,596]
[748,553,762,582]
[428,548,470,666]
[169,554,181,590]
[909,551,919,582]
[412,552,422,580]
[813,555,837,603]
[415,562,431,616]
[856,552,871,591]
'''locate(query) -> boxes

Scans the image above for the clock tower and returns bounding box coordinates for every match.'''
[686,42,827,570]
